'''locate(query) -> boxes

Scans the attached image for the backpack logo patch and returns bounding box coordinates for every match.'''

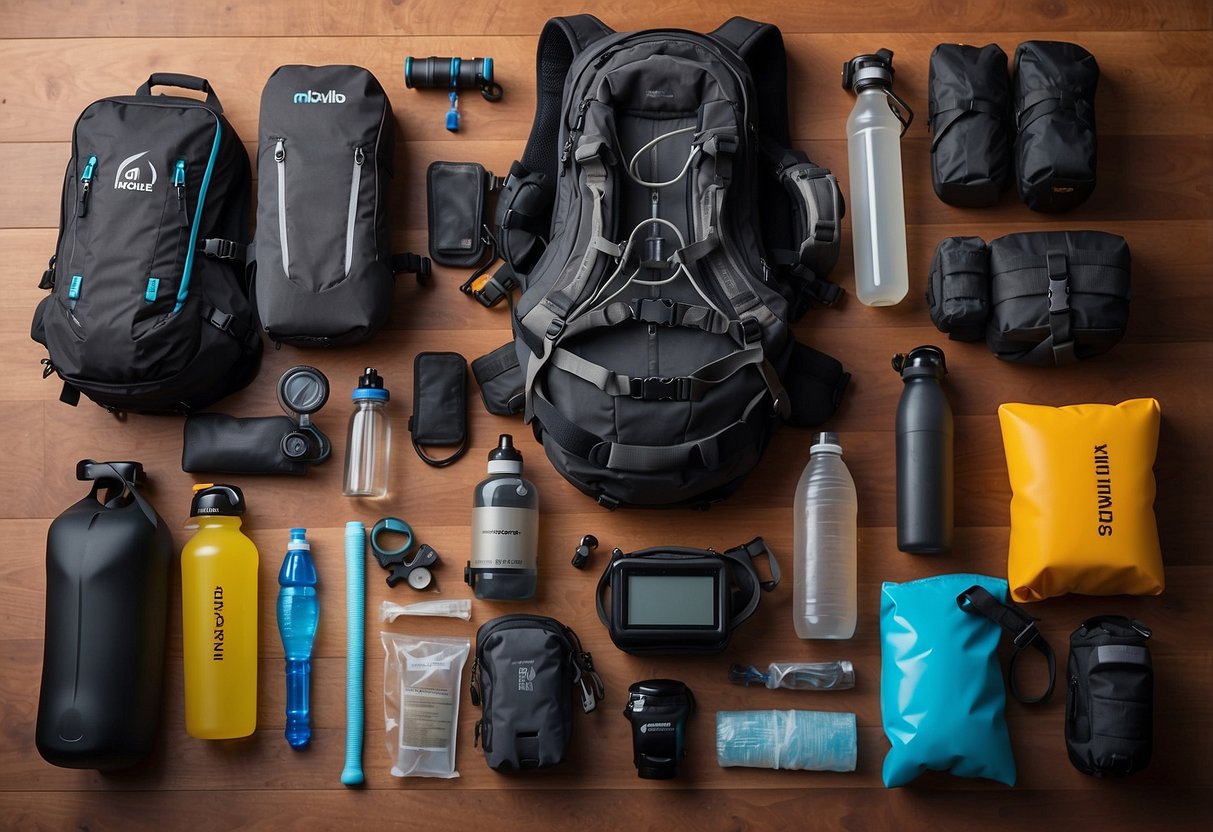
[114,151,156,192]
[293,90,346,104]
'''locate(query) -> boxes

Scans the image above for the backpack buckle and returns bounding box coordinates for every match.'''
[637,297,676,327]
[630,376,688,401]
[207,308,234,332]
[202,238,244,262]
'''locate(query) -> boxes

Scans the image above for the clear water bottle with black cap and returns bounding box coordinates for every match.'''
[892,346,953,554]
[843,49,914,307]
[465,434,539,600]
[343,368,391,498]
[793,432,858,639]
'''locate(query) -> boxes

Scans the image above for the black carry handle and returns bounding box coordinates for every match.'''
[136,73,222,111]
[957,585,1056,704]
[77,459,160,529]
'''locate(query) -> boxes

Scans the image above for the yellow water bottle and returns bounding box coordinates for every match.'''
[181,484,258,739]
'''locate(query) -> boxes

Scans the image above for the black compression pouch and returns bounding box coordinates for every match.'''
[1013,41,1099,213]
[471,614,603,771]
[783,342,851,427]
[929,43,1011,207]
[927,236,990,341]
[471,342,525,416]
[427,161,495,267]
[409,351,469,467]
[1066,615,1153,777]
[182,414,308,475]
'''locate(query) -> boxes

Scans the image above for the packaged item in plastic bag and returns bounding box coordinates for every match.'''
[381,633,470,778]
[716,710,856,771]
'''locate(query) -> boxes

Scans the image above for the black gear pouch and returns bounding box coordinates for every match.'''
[1013,41,1099,213]
[929,44,1011,207]
[182,414,307,475]
[783,342,851,427]
[472,342,525,416]
[408,351,468,467]
[1066,616,1153,777]
[470,615,603,771]
[427,161,494,267]
[926,236,990,341]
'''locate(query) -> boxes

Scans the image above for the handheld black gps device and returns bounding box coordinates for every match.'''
[595,538,780,655]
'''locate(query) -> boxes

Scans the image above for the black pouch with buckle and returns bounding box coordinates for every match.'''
[1065,615,1153,778]
[470,614,603,771]
[427,161,495,268]
[1013,41,1100,213]
[408,351,469,467]
[987,230,1130,365]
[929,43,1012,207]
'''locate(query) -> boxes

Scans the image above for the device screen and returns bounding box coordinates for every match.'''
[626,573,717,626]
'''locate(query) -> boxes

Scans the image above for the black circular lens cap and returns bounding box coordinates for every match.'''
[278,365,330,415]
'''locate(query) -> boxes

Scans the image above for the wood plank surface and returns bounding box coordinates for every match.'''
[1,0,1210,828]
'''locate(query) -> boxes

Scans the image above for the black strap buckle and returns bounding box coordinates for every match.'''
[207,308,234,332]
[1014,620,1040,648]
[638,297,676,327]
[545,318,566,340]
[203,238,243,262]
[1047,251,1070,313]
[741,316,763,343]
[629,376,688,401]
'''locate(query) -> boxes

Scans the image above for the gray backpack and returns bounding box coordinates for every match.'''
[252,65,429,346]
[487,17,849,508]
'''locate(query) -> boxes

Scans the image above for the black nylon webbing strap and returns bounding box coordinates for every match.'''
[390,252,432,278]
[930,97,1005,152]
[957,585,1056,705]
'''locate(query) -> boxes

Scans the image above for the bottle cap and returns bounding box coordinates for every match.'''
[488,434,523,463]
[190,484,246,517]
[812,431,843,453]
[892,345,948,380]
[280,528,317,587]
[352,367,389,402]
[288,527,310,550]
[842,48,896,93]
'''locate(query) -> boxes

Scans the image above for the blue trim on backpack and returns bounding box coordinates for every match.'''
[173,117,222,314]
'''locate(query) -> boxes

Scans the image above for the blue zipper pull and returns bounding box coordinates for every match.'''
[174,160,188,227]
[77,155,97,217]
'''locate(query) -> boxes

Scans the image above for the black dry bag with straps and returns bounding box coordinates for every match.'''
[1066,615,1153,777]
[31,74,260,413]
[252,65,430,346]
[1013,41,1099,213]
[928,44,1011,208]
[36,461,172,770]
[470,615,604,771]
[490,15,849,509]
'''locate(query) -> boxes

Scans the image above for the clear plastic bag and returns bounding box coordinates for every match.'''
[381,632,470,778]
[380,598,472,621]
[716,710,857,771]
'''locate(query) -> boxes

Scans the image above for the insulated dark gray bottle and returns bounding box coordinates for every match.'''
[36,461,172,770]
[465,435,539,600]
[892,346,953,554]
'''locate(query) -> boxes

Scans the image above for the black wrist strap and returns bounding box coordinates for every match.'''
[957,585,1056,705]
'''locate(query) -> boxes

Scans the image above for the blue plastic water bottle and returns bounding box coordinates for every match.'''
[277,528,319,749]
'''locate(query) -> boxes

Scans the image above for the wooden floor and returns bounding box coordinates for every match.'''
[2,1,1211,829]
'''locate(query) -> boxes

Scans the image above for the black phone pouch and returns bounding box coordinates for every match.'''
[182,414,307,475]
[409,351,469,467]
[1065,615,1153,778]
[427,161,494,267]
[471,342,525,416]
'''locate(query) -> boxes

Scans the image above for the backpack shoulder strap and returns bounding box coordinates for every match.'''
[518,15,614,199]
[710,18,792,146]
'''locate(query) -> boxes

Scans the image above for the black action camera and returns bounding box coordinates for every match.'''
[595,538,780,655]
[623,679,695,780]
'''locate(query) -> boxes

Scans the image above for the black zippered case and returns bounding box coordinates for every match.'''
[252,65,428,346]
[469,614,603,771]
[31,73,260,413]
[1066,616,1153,777]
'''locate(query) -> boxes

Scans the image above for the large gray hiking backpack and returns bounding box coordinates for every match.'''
[485,16,850,508]
[252,65,430,347]
[31,74,261,413]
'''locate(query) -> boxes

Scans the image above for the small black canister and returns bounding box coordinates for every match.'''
[892,346,953,554]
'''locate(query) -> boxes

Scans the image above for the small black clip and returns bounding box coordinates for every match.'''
[571,534,598,570]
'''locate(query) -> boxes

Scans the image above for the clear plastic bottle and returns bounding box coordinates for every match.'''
[277,528,318,749]
[465,434,539,600]
[792,432,858,639]
[342,368,391,498]
[181,484,259,739]
[843,49,912,307]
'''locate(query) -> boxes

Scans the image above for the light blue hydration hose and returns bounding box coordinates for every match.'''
[341,522,366,785]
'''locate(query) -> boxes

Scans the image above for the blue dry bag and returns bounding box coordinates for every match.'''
[880,573,1016,787]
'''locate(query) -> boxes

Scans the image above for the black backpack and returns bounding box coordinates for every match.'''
[31,74,261,414]
[251,65,430,346]
[488,16,849,508]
